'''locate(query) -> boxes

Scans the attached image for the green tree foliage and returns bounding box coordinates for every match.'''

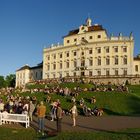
[5,74,16,87]
[0,75,6,88]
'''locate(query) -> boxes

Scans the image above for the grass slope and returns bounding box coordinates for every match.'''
[1,83,140,116]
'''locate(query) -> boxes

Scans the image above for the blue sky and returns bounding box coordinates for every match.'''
[0,0,140,76]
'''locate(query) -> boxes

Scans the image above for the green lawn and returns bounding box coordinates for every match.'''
[48,130,140,140]
[11,83,140,116]
[0,127,140,140]
[0,127,36,140]
[0,83,140,140]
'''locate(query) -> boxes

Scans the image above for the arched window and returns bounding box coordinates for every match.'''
[89,59,93,66]
[106,56,110,65]
[97,57,101,65]
[66,61,69,68]
[123,56,127,65]
[114,56,118,65]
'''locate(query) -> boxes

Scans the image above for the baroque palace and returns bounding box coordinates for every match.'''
[16,18,140,87]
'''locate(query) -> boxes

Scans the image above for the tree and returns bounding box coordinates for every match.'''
[5,74,16,87]
[0,75,6,88]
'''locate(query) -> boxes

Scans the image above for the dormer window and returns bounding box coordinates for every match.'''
[79,25,88,34]
[89,36,93,39]
[81,26,85,30]
[97,35,101,38]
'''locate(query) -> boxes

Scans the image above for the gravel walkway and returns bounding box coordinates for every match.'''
[30,115,140,132]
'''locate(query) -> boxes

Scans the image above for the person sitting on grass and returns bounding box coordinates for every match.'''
[82,104,92,116]
[92,106,103,116]
[79,98,84,107]
[91,96,96,104]
[71,96,76,103]
[46,95,51,103]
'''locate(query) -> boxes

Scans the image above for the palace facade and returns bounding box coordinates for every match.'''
[16,18,140,87]
[43,18,139,80]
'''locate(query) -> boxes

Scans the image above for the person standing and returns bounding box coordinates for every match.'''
[0,99,4,112]
[50,101,57,121]
[29,101,35,121]
[56,103,63,132]
[37,101,46,135]
[70,103,78,127]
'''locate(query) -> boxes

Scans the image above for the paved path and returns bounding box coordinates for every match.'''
[31,115,140,132]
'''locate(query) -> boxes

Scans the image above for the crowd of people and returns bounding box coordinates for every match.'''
[0,80,130,135]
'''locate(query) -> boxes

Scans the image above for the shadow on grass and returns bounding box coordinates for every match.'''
[84,97,91,103]
[103,108,123,116]
[127,96,140,115]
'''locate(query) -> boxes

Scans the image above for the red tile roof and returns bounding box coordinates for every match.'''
[65,25,104,37]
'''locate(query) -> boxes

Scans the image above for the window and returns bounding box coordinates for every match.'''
[81,26,84,30]
[97,48,101,53]
[89,49,92,54]
[23,73,25,78]
[106,70,110,76]
[47,56,50,60]
[59,73,62,78]
[53,74,55,78]
[74,51,77,56]
[66,61,69,68]
[97,35,101,38]
[74,38,77,42]
[66,73,69,77]
[47,65,50,70]
[36,72,38,78]
[53,64,56,70]
[89,59,93,66]
[20,73,22,78]
[135,65,139,72]
[81,60,85,67]
[82,37,85,40]
[81,72,85,76]
[89,71,92,76]
[115,69,118,76]
[89,36,93,39]
[97,57,101,65]
[123,69,127,75]
[123,57,127,65]
[123,47,127,52]
[97,70,101,76]
[81,52,84,55]
[53,54,56,59]
[60,53,62,58]
[73,72,76,76]
[60,63,62,69]
[106,57,110,65]
[74,61,77,67]
[106,47,109,53]
[115,56,118,65]
[66,52,69,57]
[67,40,70,43]
[114,47,118,53]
